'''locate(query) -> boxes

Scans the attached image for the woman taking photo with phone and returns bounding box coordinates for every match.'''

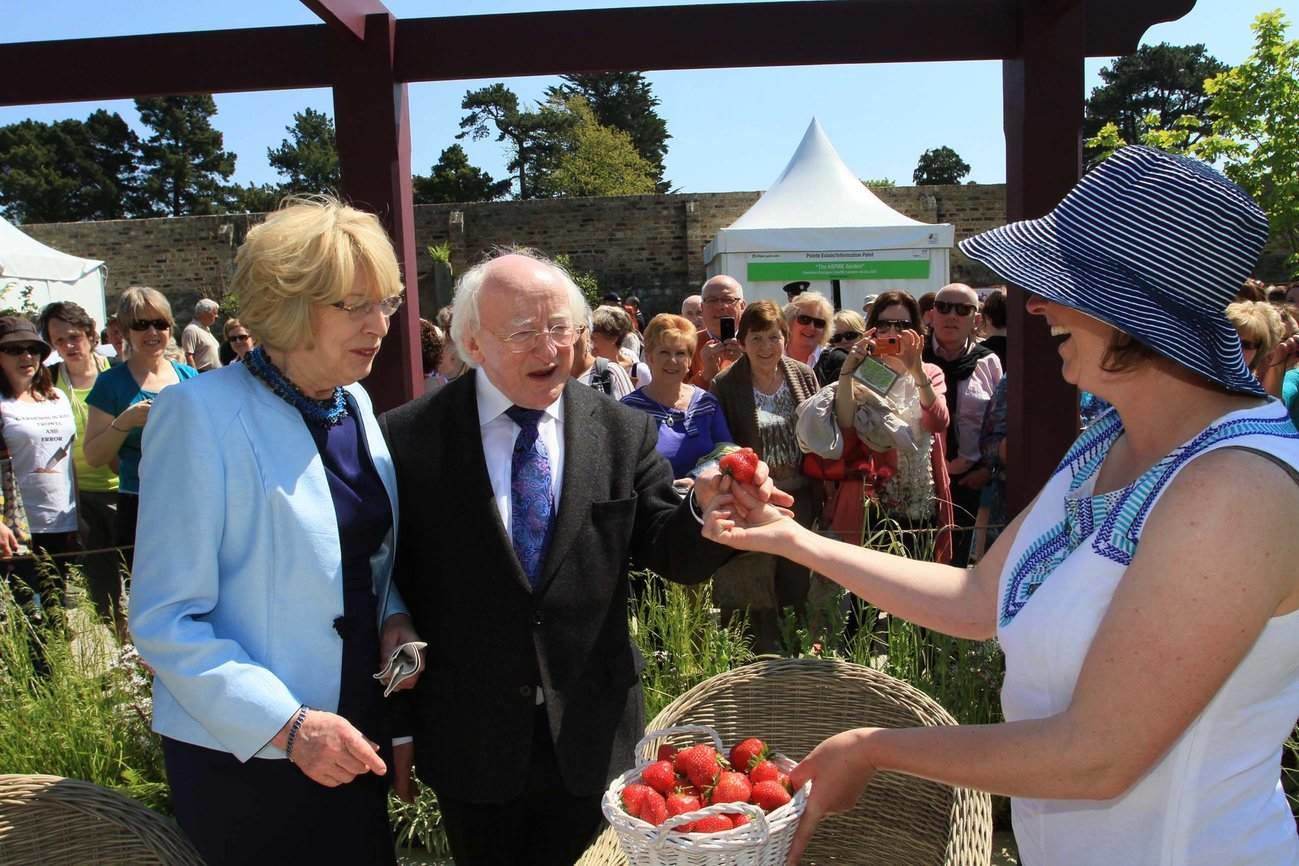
[705,148,1299,866]
[84,288,197,567]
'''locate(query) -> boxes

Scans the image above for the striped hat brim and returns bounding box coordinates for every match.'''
[960,212,1265,398]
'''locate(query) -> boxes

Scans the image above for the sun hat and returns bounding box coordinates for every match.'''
[958,145,1269,397]
[0,316,52,361]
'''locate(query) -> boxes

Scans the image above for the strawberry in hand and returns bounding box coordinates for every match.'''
[718,447,759,484]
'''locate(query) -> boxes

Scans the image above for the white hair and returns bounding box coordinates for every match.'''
[195,298,220,315]
[450,247,590,368]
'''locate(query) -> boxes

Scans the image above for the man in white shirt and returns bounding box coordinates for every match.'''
[379,250,787,866]
[180,299,222,372]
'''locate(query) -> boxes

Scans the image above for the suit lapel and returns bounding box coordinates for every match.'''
[536,380,599,593]
[455,372,535,594]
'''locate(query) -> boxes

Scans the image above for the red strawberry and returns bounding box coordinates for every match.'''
[666,791,702,832]
[718,447,759,484]
[728,813,751,828]
[729,737,769,773]
[657,743,678,763]
[776,772,792,791]
[622,783,654,817]
[751,779,792,812]
[640,760,677,795]
[639,790,668,826]
[692,814,734,834]
[675,744,722,790]
[709,771,752,805]
[748,759,780,785]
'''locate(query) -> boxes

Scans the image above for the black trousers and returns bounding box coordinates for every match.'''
[437,704,604,866]
[947,475,983,568]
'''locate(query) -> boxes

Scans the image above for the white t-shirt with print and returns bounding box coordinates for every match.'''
[0,395,77,533]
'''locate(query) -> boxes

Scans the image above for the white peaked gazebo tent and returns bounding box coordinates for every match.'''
[704,118,954,311]
[0,217,107,327]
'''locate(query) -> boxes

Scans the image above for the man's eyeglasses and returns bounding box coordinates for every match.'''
[933,300,976,317]
[874,318,914,333]
[703,295,742,307]
[129,319,171,332]
[0,344,41,357]
[495,323,578,353]
[829,331,861,345]
[795,314,827,329]
[330,295,404,319]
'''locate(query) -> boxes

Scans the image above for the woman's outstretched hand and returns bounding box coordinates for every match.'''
[701,482,797,554]
[786,728,881,865]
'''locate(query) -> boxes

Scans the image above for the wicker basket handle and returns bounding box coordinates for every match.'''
[649,801,771,848]
[633,724,725,765]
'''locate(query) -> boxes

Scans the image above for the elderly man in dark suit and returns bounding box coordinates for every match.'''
[380,249,787,866]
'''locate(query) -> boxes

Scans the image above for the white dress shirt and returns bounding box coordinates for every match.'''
[475,372,565,537]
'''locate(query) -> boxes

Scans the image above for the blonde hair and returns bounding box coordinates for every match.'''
[231,196,403,351]
[786,291,834,347]
[832,309,866,337]
[1226,300,1284,372]
[643,313,698,354]
[117,286,175,332]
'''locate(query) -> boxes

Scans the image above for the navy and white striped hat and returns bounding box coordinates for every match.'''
[959,146,1270,397]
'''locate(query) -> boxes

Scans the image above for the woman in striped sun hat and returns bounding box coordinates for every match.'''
[704,146,1299,866]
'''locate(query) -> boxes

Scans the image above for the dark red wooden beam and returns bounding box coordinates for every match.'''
[301,0,391,42]
[0,25,332,106]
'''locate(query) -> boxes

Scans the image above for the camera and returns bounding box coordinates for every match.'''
[872,335,901,356]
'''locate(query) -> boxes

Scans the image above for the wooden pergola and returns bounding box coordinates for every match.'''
[1,0,1195,510]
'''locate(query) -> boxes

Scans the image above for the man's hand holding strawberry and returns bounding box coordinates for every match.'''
[690,446,794,526]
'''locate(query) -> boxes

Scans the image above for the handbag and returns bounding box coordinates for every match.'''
[0,410,32,554]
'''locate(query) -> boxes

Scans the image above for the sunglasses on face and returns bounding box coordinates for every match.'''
[933,300,976,317]
[874,318,914,333]
[130,319,171,332]
[230,334,252,343]
[0,344,41,357]
[796,313,827,329]
[829,331,861,345]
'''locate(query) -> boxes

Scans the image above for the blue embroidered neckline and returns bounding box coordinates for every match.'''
[1000,406,1299,626]
[244,346,349,429]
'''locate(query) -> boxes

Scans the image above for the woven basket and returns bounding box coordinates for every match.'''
[0,774,205,866]
[579,658,992,866]
[601,724,810,866]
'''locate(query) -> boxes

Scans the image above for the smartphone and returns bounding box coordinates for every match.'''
[873,335,902,356]
[719,316,736,341]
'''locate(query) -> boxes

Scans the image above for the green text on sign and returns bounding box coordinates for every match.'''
[747,260,931,281]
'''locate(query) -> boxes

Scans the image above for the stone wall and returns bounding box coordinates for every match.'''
[20,183,1010,322]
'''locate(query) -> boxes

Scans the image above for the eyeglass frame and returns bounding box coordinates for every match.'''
[330,295,405,319]
[828,331,862,345]
[933,300,977,317]
[874,318,915,333]
[795,313,827,329]
[491,322,579,353]
[702,294,743,307]
[0,344,43,357]
[129,319,171,332]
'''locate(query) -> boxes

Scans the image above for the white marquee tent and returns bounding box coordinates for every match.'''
[704,118,953,311]
[0,217,107,327]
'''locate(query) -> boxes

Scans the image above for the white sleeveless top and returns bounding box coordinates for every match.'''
[997,401,1299,866]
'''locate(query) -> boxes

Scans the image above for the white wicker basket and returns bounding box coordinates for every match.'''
[600,725,811,866]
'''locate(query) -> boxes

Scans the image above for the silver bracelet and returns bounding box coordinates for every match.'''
[284,705,309,762]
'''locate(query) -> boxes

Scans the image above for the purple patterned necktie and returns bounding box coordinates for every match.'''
[505,406,553,589]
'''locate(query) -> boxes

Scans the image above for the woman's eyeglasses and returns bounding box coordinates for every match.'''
[0,344,41,357]
[933,300,976,317]
[829,331,861,345]
[129,319,171,332]
[331,295,405,318]
[874,318,914,333]
[229,334,252,343]
[795,314,827,329]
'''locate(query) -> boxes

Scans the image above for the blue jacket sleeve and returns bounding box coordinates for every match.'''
[129,382,300,762]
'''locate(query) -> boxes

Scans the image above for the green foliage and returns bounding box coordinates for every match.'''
[1083,43,1227,167]
[546,73,671,190]
[536,98,658,198]
[863,178,896,188]
[0,281,40,319]
[552,253,602,308]
[389,786,453,861]
[1083,111,1204,162]
[0,110,147,223]
[913,146,971,185]
[413,144,511,204]
[135,95,237,217]
[1199,10,1299,275]
[267,108,340,195]
[426,242,453,265]
[0,571,169,812]
[225,182,282,215]
[457,84,575,200]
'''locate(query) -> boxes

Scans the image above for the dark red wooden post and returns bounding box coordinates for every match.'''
[331,12,422,412]
[1001,0,1085,514]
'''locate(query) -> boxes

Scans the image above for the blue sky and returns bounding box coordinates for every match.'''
[2,0,1292,194]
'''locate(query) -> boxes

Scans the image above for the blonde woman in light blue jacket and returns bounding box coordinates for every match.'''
[129,197,421,866]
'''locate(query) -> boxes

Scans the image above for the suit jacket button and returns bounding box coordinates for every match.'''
[519,685,533,697]
[533,611,544,625]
